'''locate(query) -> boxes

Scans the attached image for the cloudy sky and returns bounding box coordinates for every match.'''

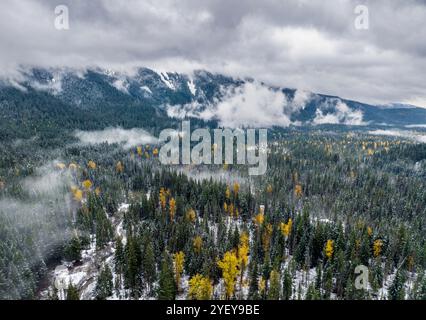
[1,0,425,106]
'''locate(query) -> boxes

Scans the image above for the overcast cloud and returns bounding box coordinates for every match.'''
[0,0,425,106]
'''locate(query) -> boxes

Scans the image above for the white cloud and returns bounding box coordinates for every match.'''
[74,127,158,149]
[313,101,366,126]
[0,0,425,106]
[369,129,426,143]
[199,82,291,128]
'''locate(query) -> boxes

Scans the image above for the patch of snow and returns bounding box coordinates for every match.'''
[187,80,196,95]
[158,72,176,90]
[112,79,129,94]
[141,86,152,94]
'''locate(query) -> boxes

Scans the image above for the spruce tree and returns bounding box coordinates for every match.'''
[248,261,260,299]
[95,264,113,300]
[66,283,79,300]
[267,269,281,300]
[389,269,406,300]
[282,268,292,300]
[142,236,157,294]
[157,251,176,300]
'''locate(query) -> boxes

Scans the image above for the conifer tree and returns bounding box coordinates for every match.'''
[248,261,260,300]
[282,268,293,300]
[389,269,406,300]
[66,283,79,300]
[158,251,177,300]
[143,238,157,294]
[95,264,113,300]
[267,269,281,300]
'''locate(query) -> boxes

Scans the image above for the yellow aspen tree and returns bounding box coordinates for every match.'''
[116,161,124,173]
[223,202,228,214]
[240,231,249,247]
[280,218,293,238]
[95,187,101,196]
[262,223,273,252]
[185,208,196,223]
[259,277,266,296]
[325,240,334,260]
[173,251,185,292]
[254,212,264,227]
[82,180,92,190]
[88,160,96,169]
[193,236,203,254]
[294,184,303,198]
[153,148,159,157]
[373,239,383,257]
[367,226,373,237]
[55,163,66,170]
[69,163,77,170]
[73,189,83,202]
[159,188,167,211]
[217,251,240,299]
[233,182,240,197]
[188,274,213,300]
[169,197,176,221]
[228,203,234,217]
[136,146,143,156]
[266,184,273,194]
[225,186,231,200]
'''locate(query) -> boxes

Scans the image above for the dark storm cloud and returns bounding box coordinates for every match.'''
[0,0,425,106]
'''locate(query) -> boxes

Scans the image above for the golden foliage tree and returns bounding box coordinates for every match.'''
[173,251,185,292]
[262,223,273,252]
[225,186,231,200]
[254,212,264,227]
[237,232,249,291]
[169,197,176,221]
[69,163,77,170]
[373,239,383,257]
[159,188,167,211]
[294,184,303,198]
[82,180,92,190]
[228,203,234,217]
[71,187,83,202]
[186,208,196,223]
[193,236,203,254]
[280,218,293,238]
[88,160,96,169]
[217,250,240,299]
[325,239,334,260]
[136,146,143,156]
[55,163,66,170]
[188,274,213,300]
[233,182,240,197]
[116,161,124,173]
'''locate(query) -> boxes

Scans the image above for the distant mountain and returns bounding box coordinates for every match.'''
[1,67,426,140]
